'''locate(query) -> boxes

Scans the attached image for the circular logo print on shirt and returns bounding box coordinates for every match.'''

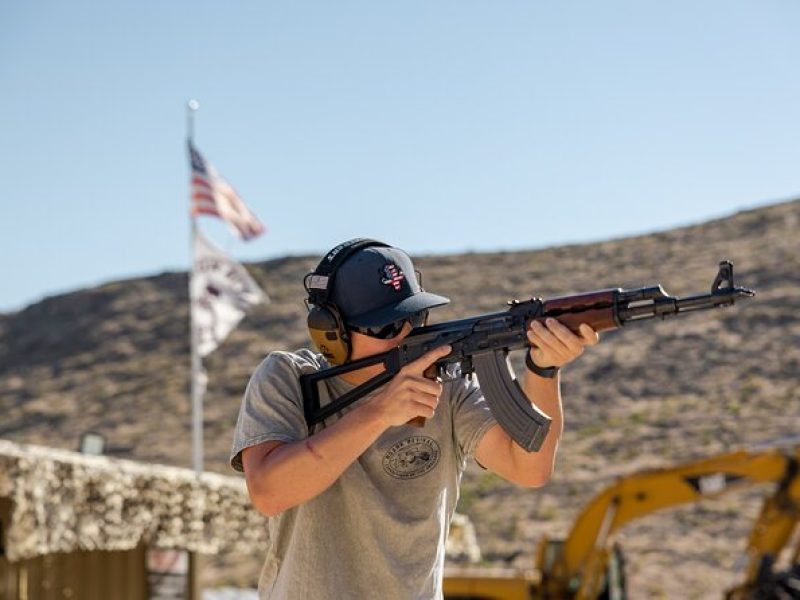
[383,436,441,480]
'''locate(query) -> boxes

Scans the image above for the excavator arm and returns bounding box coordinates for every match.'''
[725,450,800,599]
[536,443,800,600]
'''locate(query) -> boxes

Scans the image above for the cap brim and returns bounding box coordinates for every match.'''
[346,292,450,328]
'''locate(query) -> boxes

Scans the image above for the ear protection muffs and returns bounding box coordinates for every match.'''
[304,238,389,365]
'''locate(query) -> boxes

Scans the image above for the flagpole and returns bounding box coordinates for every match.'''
[187,99,204,475]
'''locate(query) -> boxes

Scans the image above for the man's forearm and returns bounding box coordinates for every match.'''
[511,369,564,485]
[248,404,387,516]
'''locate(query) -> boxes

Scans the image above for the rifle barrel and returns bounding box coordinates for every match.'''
[619,289,753,322]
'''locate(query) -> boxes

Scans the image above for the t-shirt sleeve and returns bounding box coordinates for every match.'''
[450,377,497,467]
[229,350,315,472]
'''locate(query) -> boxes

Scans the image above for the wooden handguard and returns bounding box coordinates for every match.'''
[539,290,622,334]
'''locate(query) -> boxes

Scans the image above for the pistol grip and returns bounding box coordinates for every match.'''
[405,363,439,428]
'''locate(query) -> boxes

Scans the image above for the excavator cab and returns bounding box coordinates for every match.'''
[535,538,626,600]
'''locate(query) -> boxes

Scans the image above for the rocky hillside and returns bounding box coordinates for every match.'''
[2,199,798,597]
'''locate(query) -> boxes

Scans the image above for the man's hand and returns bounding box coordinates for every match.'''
[365,344,451,428]
[527,318,599,369]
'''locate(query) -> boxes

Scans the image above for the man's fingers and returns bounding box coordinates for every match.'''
[400,384,440,417]
[410,391,440,410]
[406,344,451,374]
[527,318,602,367]
[578,323,600,345]
[411,400,437,418]
[546,319,588,355]
[527,321,571,357]
[406,376,443,397]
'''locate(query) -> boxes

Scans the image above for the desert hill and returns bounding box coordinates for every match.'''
[1,198,798,597]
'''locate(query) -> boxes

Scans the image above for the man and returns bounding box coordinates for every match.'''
[230,239,598,599]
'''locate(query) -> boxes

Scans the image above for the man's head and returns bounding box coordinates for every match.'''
[305,239,449,364]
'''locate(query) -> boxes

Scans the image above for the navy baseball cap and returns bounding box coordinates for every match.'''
[330,245,450,328]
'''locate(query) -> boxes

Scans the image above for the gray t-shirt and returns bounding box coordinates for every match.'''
[230,349,496,600]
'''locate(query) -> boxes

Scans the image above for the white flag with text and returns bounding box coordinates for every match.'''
[191,232,267,357]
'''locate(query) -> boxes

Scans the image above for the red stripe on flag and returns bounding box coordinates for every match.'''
[192,176,213,190]
[192,191,216,203]
[192,206,221,217]
[192,198,218,210]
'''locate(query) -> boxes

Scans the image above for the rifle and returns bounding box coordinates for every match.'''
[300,261,755,452]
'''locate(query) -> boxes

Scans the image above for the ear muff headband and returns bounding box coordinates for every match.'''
[305,238,389,305]
[305,238,390,365]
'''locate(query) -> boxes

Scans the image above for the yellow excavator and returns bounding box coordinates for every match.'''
[724,441,800,600]
[444,439,800,600]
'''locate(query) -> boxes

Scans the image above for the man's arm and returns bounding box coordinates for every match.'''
[242,406,387,516]
[242,345,451,517]
[475,319,598,487]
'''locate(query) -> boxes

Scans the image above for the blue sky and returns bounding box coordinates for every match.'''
[1,1,798,312]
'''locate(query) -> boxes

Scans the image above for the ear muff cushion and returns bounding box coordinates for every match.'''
[307,305,350,365]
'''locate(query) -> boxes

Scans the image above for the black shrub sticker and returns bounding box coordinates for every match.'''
[383,436,441,479]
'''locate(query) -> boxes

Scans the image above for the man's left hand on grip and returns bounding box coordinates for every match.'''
[527,318,599,369]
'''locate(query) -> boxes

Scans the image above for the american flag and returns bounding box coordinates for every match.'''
[188,142,265,241]
[381,264,405,291]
